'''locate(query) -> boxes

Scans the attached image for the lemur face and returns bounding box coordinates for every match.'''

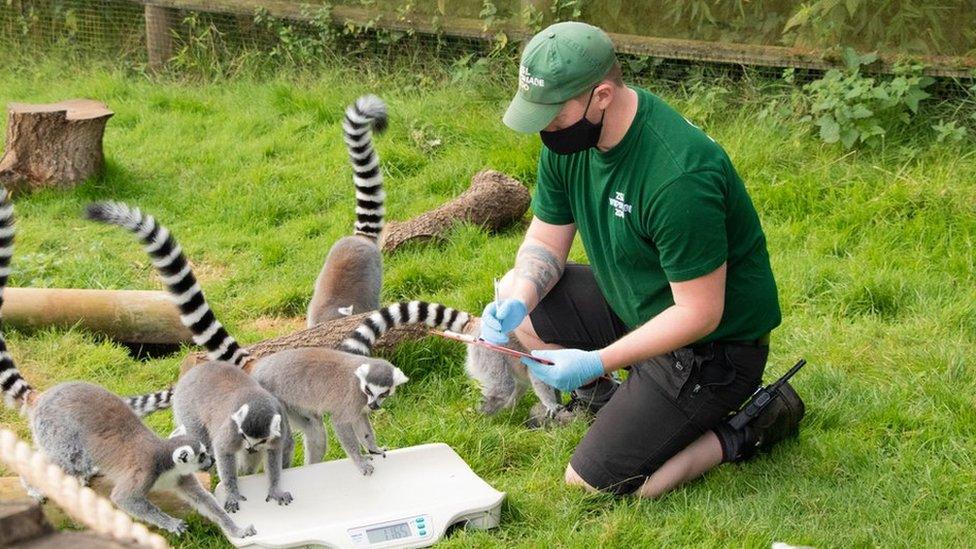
[231,404,282,454]
[355,363,409,410]
[172,442,212,473]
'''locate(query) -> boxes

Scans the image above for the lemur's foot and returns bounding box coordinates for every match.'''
[223,492,247,513]
[358,460,375,476]
[164,519,188,535]
[265,488,293,506]
[233,524,258,538]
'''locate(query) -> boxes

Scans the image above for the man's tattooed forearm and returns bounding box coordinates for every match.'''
[514,244,564,301]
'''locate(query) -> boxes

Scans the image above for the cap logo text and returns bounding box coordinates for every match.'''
[519,65,545,91]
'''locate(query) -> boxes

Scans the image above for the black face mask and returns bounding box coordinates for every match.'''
[540,87,605,155]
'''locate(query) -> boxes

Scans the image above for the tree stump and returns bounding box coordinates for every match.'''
[180,310,476,375]
[0,100,113,193]
[380,169,530,253]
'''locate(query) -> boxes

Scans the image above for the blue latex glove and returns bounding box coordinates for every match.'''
[479,298,527,344]
[521,349,605,393]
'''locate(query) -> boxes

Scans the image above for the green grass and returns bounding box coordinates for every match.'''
[0,57,974,548]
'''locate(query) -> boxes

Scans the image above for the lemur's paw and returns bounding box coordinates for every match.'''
[266,489,293,506]
[224,493,246,513]
[166,519,188,535]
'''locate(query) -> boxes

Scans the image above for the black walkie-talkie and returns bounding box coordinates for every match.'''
[728,359,807,430]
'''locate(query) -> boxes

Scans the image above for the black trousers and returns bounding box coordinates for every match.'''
[530,264,768,495]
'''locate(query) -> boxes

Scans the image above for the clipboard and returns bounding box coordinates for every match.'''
[430,330,556,365]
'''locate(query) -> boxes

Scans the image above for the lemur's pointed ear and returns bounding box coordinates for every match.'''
[169,424,187,439]
[392,367,409,386]
[174,446,192,463]
[270,414,282,439]
[355,364,370,383]
[231,404,249,426]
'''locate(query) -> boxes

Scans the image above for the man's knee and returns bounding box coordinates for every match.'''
[564,463,599,493]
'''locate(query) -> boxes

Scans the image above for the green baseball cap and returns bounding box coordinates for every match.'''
[503,21,616,133]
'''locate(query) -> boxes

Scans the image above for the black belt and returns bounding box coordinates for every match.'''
[688,332,771,350]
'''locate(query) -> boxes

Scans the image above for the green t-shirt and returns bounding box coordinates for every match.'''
[532,86,780,342]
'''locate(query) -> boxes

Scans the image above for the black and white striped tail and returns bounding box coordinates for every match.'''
[0,190,33,410]
[85,202,249,367]
[124,387,174,417]
[339,301,471,356]
[343,95,388,240]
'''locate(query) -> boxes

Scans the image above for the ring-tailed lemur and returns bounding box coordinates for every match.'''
[88,202,472,478]
[85,202,293,513]
[338,298,564,425]
[0,192,254,538]
[251,301,469,475]
[462,317,564,418]
[307,95,388,327]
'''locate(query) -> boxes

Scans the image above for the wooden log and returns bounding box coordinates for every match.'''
[381,169,530,253]
[180,310,475,374]
[0,100,113,193]
[1,288,193,345]
[0,500,52,546]
[14,531,133,549]
[144,5,176,71]
[0,473,208,524]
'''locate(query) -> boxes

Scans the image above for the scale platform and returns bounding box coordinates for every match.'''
[215,443,506,548]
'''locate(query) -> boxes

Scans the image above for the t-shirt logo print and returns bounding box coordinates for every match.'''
[609,192,633,218]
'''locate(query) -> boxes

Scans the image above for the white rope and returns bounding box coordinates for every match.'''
[0,428,169,549]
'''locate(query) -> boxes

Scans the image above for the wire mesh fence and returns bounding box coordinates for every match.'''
[1,0,974,87]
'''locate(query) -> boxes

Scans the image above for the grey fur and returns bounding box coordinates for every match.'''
[173,361,293,512]
[307,236,381,326]
[307,95,388,327]
[251,348,407,475]
[25,382,255,537]
[463,318,563,417]
[251,300,463,474]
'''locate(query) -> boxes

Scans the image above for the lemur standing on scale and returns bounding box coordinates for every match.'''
[0,192,255,538]
[251,300,470,475]
[86,202,293,513]
[307,95,388,326]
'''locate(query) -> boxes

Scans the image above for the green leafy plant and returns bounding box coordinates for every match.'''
[801,48,934,148]
[932,119,968,143]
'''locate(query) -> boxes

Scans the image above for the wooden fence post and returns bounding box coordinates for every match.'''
[145,4,176,70]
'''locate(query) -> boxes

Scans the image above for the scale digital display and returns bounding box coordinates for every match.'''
[365,522,412,543]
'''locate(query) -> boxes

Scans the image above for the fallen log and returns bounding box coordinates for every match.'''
[1,288,193,345]
[380,169,530,253]
[180,309,475,374]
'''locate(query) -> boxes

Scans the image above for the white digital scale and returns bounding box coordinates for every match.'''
[215,443,506,548]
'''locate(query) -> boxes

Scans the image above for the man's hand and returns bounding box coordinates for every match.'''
[521,348,605,392]
[480,298,528,344]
